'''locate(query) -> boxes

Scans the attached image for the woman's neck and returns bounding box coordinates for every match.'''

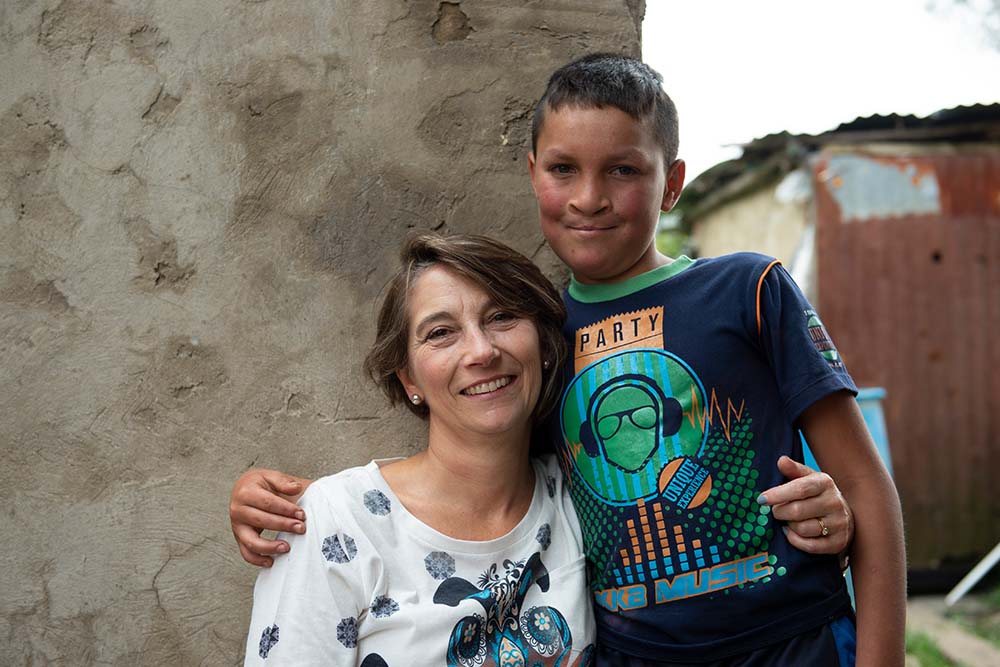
[379,425,536,541]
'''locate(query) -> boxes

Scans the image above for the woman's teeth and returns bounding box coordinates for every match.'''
[464,376,511,396]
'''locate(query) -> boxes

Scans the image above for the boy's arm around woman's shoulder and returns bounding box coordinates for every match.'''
[230,468,315,567]
[799,390,906,667]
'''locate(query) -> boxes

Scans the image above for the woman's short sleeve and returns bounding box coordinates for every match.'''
[243,485,368,666]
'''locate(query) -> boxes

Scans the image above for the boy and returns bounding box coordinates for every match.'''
[526,54,904,665]
[231,54,903,665]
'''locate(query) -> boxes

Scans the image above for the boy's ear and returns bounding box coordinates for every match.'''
[661,159,687,213]
[527,152,539,192]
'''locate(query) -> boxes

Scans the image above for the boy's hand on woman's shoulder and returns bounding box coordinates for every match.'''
[757,456,855,556]
[229,468,311,567]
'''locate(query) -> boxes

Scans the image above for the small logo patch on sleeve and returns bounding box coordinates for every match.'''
[804,309,843,368]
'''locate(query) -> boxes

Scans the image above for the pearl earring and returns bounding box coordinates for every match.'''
[543,360,551,370]
[411,394,422,405]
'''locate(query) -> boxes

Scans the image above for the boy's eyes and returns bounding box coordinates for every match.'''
[547,164,639,176]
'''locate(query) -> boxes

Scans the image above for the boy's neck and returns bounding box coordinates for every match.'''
[572,250,675,286]
[568,253,695,303]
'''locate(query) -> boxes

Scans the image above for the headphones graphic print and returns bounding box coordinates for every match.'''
[580,374,680,471]
[565,348,713,509]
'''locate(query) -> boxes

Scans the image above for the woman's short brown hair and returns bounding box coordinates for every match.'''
[363,233,567,422]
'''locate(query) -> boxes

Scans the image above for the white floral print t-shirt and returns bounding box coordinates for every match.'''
[243,454,595,666]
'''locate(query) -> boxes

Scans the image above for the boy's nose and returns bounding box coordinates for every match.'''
[569,175,609,215]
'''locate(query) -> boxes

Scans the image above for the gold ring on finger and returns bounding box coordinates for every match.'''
[817,516,829,537]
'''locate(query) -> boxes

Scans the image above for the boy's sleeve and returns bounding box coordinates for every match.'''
[755,262,858,423]
[243,485,366,666]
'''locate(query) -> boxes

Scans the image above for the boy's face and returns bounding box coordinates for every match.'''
[528,104,685,285]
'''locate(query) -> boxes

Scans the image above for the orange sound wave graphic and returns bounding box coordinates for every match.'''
[621,499,702,574]
[559,444,581,483]
[567,440,584,459]
[683,387,745,442]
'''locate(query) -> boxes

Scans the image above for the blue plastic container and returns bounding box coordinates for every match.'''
[801,387,891,474]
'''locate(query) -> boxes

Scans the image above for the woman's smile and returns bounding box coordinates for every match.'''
[461,374,515,396]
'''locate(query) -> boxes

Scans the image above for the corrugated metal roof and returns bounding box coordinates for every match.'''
[744,103,1000,154]
[678,103,1000,227]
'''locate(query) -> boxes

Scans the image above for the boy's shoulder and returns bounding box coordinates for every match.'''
[632,252,780,294]
[677,252,784,295]
[691,251,779,275]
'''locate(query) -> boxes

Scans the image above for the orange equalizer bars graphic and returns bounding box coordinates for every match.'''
[614,498,721,585]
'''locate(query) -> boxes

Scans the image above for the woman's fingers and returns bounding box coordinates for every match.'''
[783,525,838,555]
[779,511,849,555]
[761,456,854,555]
[758,457,830,506]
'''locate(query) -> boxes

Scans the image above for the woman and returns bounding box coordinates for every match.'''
[244,234,595,665]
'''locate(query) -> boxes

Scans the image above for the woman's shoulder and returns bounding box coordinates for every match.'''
[531,454,566,493]
[303,462,374,495]
[531,454,587,555]
[532,452,560,474]
[297,462,389,524]
[531,454,573,513]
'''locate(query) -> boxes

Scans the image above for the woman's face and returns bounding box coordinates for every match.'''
[396,265,543,444]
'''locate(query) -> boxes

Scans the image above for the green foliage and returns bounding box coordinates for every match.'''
[905,630,959,667]
[947,585,1000,649]
[987,584,1000,610]
[655,229,690,259]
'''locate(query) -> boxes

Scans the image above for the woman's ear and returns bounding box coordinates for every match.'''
[396,367,418,399]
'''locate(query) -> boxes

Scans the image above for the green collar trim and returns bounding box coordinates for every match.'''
[568,256,696,303]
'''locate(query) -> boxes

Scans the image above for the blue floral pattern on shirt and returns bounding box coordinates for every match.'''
[371,595,400,618]
[425,551,456,580]
[258,624,279,658]
[337,617,359,648]
[322,533,358,563]
[536,524,551,551]
[363,489,391,515]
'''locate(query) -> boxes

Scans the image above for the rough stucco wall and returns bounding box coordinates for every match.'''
[0,1,643,664]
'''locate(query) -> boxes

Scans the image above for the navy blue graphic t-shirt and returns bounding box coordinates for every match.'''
[552,253,856,661]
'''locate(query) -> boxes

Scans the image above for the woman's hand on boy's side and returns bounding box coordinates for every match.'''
[757,456,855,556]
[229,468,311,567]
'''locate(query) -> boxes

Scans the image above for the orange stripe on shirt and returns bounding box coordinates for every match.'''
[756,260,782,340]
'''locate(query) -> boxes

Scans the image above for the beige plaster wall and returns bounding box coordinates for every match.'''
[0,1,643,663]
[690,182,810,266]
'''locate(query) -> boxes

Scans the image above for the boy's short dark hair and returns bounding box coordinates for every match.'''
[531,53,679,165]
[363,233,568,422]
